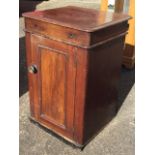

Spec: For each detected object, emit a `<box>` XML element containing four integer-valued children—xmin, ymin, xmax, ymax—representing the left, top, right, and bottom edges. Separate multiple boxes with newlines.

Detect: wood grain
<box><xmin>23</xmin><ymin>6</ymin><xmax>130</xmax><ymax>147</ymax></box>
<box><xmin>39</xmin><ymin>46</ymin><xmax>67</xmax><ymax>127</ymax></box>
<box><xmin>23</xmin><ymin>6</ymin><xmax>130</xmax><ymax>32</ymax></box>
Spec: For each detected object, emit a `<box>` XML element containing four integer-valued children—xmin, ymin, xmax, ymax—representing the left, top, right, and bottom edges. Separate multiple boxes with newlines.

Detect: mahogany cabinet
<box><xmin>23</xmin><ymin>6</ymin><xmax>130</xmax><ymax>147</ymax></box>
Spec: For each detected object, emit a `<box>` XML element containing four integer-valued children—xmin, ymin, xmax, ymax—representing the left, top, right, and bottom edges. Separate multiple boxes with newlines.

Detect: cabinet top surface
<box><xmin>23</xmin><ymin>6</ymin><xmax>131</xmax><ymax>32</ymax></box>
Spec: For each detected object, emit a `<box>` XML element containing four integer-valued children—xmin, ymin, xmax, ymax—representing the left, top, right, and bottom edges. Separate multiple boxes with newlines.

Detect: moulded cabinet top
<box><xmin>23</xmin><ymin>6</ymin><xmax>131</xmax><ymax>32</ymax></box>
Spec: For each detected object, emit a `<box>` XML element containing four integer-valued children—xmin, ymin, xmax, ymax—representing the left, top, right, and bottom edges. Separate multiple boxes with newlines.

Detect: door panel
<box><xmin>39</xmin><ymin>46</ymin><xmax>68</xmax><ymax>128</ymax></box>
<box><xmin>30</xmin><ymin>34</ymin><xmax>76</xmax><ymax>138</ymax></box>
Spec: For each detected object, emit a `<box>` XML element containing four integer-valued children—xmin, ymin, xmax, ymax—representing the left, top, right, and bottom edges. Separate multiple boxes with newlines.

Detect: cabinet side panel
<box><xmin>83</xmin><ymin>36</ymin><xmax>125</xmax><ymax>143</ymax></box>
<box><xmin>90</xmin><ymin>22</ymin><xmax>128</xmax><ymax>45</ymax></box>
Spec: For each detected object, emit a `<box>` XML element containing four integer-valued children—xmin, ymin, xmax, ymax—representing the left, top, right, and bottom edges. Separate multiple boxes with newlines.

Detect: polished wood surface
<box><xmin>123</xmin><ymin>44</ymin><xmax>135</xmax><ymax>68</ymax></box>
<box><xmin>84</xmin><ymin>36</ymin><xmax>125</xmax><ymax>142</ymax></box>
<box><xmin>125</xmin><ymin>0</ymin><xmax>135</xmax><ymax>46</ymax></box>
<box><xmin>27</xmin><ymin>33</ymin><xmax>76</xmax><ymax>140</ymax></box>
<box><xmin>25</xmin><ymin>18</ymin><xmax>90</xmax><ymax>48</ymax></box>
<box><xmin>100</xmin><ymin>0</ymin><xmax>135</xmax><ymax>69</ymax></box>
<box><xmin>24</xmin><ymin>17</ymin><xmax>129</xmax><ymax>48</ymax></box>
<box><xmin>23</xmin><ymin>6</ymin><xmax>130</xmax><ymax>32</ymax></box>
<box><xmin>40</xmin><ymin>47</ymin><xmax>66</xmax><ymax>126</ymax></box>
<box><xmin>123</xmin><ymin>0</ymin><xmax>135</xmax><ymax>69</ymax></box>
<box><xmin>115</xmin><ymin>0</ymin><xmax>124</xmax><ymax>13</ymax></box>
<box><xmin>23</xmin><ymin>6</ymin><xmax>130</xmax><ymax>147</ymax></box>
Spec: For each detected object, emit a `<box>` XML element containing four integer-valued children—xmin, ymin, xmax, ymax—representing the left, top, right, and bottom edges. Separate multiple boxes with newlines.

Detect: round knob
<box><xmin>28</xmin><ymin>65</ymin><xmax>38</xmax><ymax>74</ymax></box>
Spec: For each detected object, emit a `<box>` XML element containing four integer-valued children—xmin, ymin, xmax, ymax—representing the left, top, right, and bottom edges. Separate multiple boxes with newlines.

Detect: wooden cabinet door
<box><xmin>27</xmin><ymin>34</ymin><xmax>76</xmax><ymax>139</ymax></box>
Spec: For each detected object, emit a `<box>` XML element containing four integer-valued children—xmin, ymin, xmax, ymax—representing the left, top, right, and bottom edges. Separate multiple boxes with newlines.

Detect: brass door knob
<box><xmin>28</xmin><ymin>65</ymin><xmax>38</xmax><ymax>74</ymax></box>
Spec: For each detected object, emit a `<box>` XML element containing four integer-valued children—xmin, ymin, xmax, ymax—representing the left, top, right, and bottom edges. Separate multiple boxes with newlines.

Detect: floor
<box><xmin>19</xmin><ymin>1</ymin><xmax>135</xmax><ymax>155</ymax></box>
